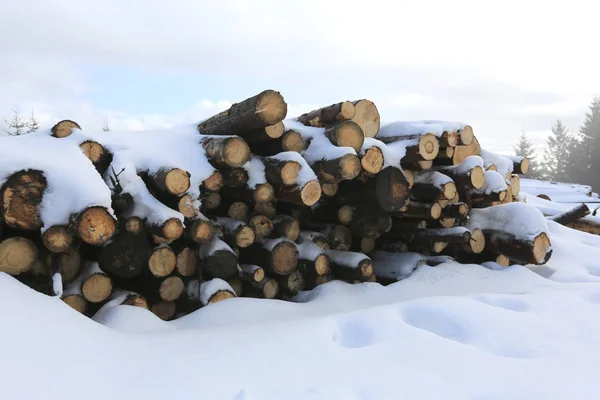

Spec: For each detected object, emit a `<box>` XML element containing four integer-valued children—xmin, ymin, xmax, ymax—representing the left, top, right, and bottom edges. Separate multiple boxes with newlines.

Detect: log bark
<box><xmin>199</xmin><ymin>278</ymin><xmax>237</xmax><ymax>305</ymax></box>
<box><xmin>0</xmin><ymin>237</ymin><xmax>38</xmax><ymax>275</ymax></box>
<box><xmin>212</xmin><ymin>217</ymin><xmax>256</xmax><ymax>248</ymax></box>
<box><xmin>239</xmin><ymin>264</ymin><xmax>265</xmax><ymax>283</ymax></box>
<box><xmin>327</xmin><ymin>250</ymin><xmax>373</xmax><ymax>281</ymax></box>
<box><xmin>380</xmin><ymin>134</ymin><xmax>440</xmax><ymax>162</ymax></box>
<box><xmin>401</xmin><ymin>160</ymin><xmax>433</xmax><ymax>170</ymax></box>
<box><xmin>51</xmin><ymin>119</ymin><xmax>81</xmax><ymax>138</ymax></box>
<box><xmin>42</xmin><ymin>225</ymin><xmax>73</xmax><ymax>253</ymax></box>
<box><xmin>296</xmin><ymin>240</ymin><xmax>330</xmax><ymax>279</ymax></box>
<box><xmin>79</xmin><ymin>140</ymin><xmax>111</xmax><ymax>173</ymax></box>
<box><xmin>306</xmin><ymin>224</ymin><xmax>352</xmax><ymax>251</ymax></box>
<box><xmin>508</xmin><ymin>156</ymin><xmax>530</xmax><ymax>175</ymax></box>
<box><xmin>410</xmin><ymin>171</ymin><xmax>457</xmax><ymax>202</ymax></box>
<box><xmin>253</xmin><ymin>201</ymin><xmax>278</xmax><ymax>219</ymax></box>
<box><xmin>434</xmin><ymin>158</ymin><xmax>485</xmax><ymax>190</ymax></box>
<box><xmin>151</xmin><ymin>301</ymin><xmax>177</xmax><ymax>321</ymax></box>
<box><xmin>1</xmin><ymin>169</ymin><xmax>46</xmax><ymax>230</ymax></box>
<box><xmin>483</xmin><ymin>231</ymin><xmax>551</xmax><ymax>265</ymax></box>
<box><xmin>241</xmin><ymin>276</ymin><xmax>279</xmax><ymax>299</ymax></box>
<box><xmin>199</xmin><ymin>237</ymin><xmax>239</xmax><ymax>280</ymax></box>
<box><xmin>443</xmin><ymin>202</ymin><xmax>469</xmax><ymax>218</ymax></box>
<box><xmin>547</xmin><ymin>204</ymin><xmax>590</xmax><ymax>226</ymax></box>
<box><xmin>297</xmin><ymin>101</ymin><xmax>356</xmax><ymax>127</ymax></box>
<box><xmin>250</xmin><ymin>130</ymin><xmax>306</xmax><ymax>156</ymax></box>
<box><xmin>150</xmin><ymin>168</ymin><xmax>191</xmax><ymax>196</ymax></box>
<box><xmin>200</xmin><ymin>136</ymin><xmax>252</xmax><ymax>168</ymax></box>
<box><xmin>337</xmin><ymin>166</ymin><xmax>410</xmax><ymax>213</ymax></box>
<box><xmin>398</xmin><ymin>202</ymin><xmax>443</xmax><ymax>220</ymax></box>
<box><xmin>275</xmin><ymin>180</ymin><xmax>322</xmax><ymax>207</ymax></box>
<box><xmin>564</xmin><ymin>218</ymin><xmax>600</xmax><ymax>235</ymax></box>
<box><xmin>271</xmin><ymin>215</ymin><xmax>300</xmax><ymax>241</ymax></box>
<box><xmin>311</xmin><ymin>154</ymin><xmax>361</xmax><ymax>183</ymax></box>
<box><xmin>276</xmin><ymin>269</ymin><xmax>304</xmax><ymax>295</ymax></box>
<box><xmin>298</xmin><ymin>231</ymin><xmax>330</xmax><ymax>250</ymax></box>
<box><xmin>348</xmin><ymin>208</ymin><xmax>392</xmax><ymax>239</ymax></box>
<box><xmin>220</xmin><ymin>183</ymin><xmax>275</xmax><ymax>204</ymax></box>
<box><xmin>240</xmin><ymin>238</ymin><xmax>298</xmax><ymax>275</ymax></box>
<box><xmin>197</xmin><ymin>90</ymin><xmax>287</xmax><ymax>135</ymax></box>
<box><xmin>219</xmin><ymin>167</ymin><xmax>249</xmax><ymax>188</ymax></box>
<box><xmin>71</xmin><ymin>206</ymin><xmax>117</xmax><ymax>246</ymax></box>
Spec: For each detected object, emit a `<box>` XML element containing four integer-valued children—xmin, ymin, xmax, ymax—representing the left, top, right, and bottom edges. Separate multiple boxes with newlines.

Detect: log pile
<box><xmin>0</xmin><ymin>89</ymin><xmax>560</xmax><ymax>322</ymax></box>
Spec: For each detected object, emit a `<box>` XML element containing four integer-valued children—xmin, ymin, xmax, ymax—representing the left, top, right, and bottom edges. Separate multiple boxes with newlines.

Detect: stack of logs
<box><xmin>0</xmin><ymin>89</ymin><xmax>565</xmax><ymax>322</ymax></box>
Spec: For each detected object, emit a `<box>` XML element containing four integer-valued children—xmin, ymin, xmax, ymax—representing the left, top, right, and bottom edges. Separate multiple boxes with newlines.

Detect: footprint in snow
<box><xmin>472</xmin><ymin>294</ymin><xmax>529</xmax><ymax>312</ymax></box>
<box><xmin>332</xmin><ymin>319</ymin><xmax>374</xmax><ymax>349</ymax></box>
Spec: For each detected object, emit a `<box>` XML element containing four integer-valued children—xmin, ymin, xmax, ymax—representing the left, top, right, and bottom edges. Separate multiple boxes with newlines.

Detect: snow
<box><xmin>200</xmin><ymin>278</ymin><xmax>236</xmax><ymax>305</ymax></box>
<box><xmin>284</xmin><ymin>119</ymin><xmax>356</xmax><ymax>163</ymax></box>
<box><xmin>0</xmin><ymin>133</ymin><xmax>114</xmax><ymax>231</ymax></box>
<box><xmin>438</xmin><ymin>155</ymin><xmax>484</xmax><ymax>174</ymax></box>
<box><xmin>5</xmin><ymin>216</ymin><xmax>600</xmax><ymax>399</ymax></box>
<box><xmin>269</xmin><ymin>151</ymin><xmax>318</xmax><ymax>187</ymax></box>
<box><xmin>239</xmin><ymin>264</ymin><xmax>263</xmax><ymax>276</ymax></box>
<box><xmin>51</xmin><ymin>273</ymin><xmax>62</xmax><ymax>297</ymax></box>
<box><xmin>213</xmin><ymin>216</ymin><xmax>245</xmax><ymax>231</ymax></box>
<box><xmin>378</xmin><ymin>120</ymin><xmax>467</xmax><ymax>138</ymax></box>
<box><xmin>468</xmin><ymin>202</ymin><xmax>549</xmax><ymax>240</ymax></box>
<box><xmin>370</xmin><ymin>251</ymin><xmax>426</xmax><ymax>280</ymax></box>
<box><xmin>262</xmin><ymin>237</ymin><xmax>293</xmax><ymax>251</ymax></box>
<box><xmin>327</xmin><ymin>249</ymin><xmax>370</xmax><ymax>266</ymax></box>
<box><xmin>199</xmin><ymin>236</ymin><xmax>234</xmax><ymax>258</ymax></box>
<box><xmin>361</xmin><ymin>137</ymin><xmax>406</xmax><ymax>169</ymax></box>
<box><xmin>477</xmin><ymin>170</ymin><xmax>508</xmax><ymax>195</ymax></box>
<box><xmin>413</xmin><ymin>170</ymin><xmax>453</xmax><ymax>188</ymax></box>
<box><xmin>296</xmin><ymin>240</ymin><xmax>326</xmax><ymax>260</ymax></box>
<box><xmin>520</xmin><ymin>178</ymin><xmax>600</xmax><ymax>203</ymax></box>
<box><xmin>242</xmin><ymin>156</ymin><xmax>267</xmax><ymax>189</ymax></box>
<box><xmin>479</xmin><ymin>148</ymin><xmax>514</xmax><ymax>177</ymax></box>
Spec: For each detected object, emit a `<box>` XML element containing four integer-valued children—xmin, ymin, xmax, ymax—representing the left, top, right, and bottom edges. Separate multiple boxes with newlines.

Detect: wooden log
<box><xmin>227</xmin><ymin>277</ymin><xmax>243</xmax><ymax>297</ymax></box>
<box><xmin>311</xmin><ymin>153</ymin><xmax>361</xmax><ymax>183</ymax></box>
<box><xmin>321</xmin><ymin>183</ymin><xmax>339</xmax><ymax>197</ymax></box>
<box><xmin>185</xmin><ymin>216</ymin><xmax>213</xmax><ymax>244</ymax></box>
<box><xmin>248</xmin><ymin>214</ymin><xmax>274</xmax><ymax>240</ymax></box>
<box><xmin>296</xmin><ymin>240</ymin><xmax>330</xmax><ymax>278</ymax></box>
<box><xmin>411</xmin><ymin>171</ymin><xmax>457</xmax><ymax>202</ymax></box>
<box><xmin>322</xmin><ymin>121</ymin><xmax>364</xmax><ymax>152</ymax></box>
<box><xmin>218</xmin><ymin>167</ymin><xmax>249</xmax><ymax>188</ymax></box>
<box><xmin>354</xmin><ymin>237</ymin><xmax>376</xmax><ymax>253</ymax></box>
<box><xmin>276</xmin><ymin>269</ymin><xmax>304</xmax><ymax>295</ymax></box>
<box><xmin>510</xmin><ymin>174</ymin><xmax>521</xmax><ymax>197</ymax></box>
<box><xmin>41</xmin><ymin>225</ymin><xmax>73</xmax><ymax>253</ymax></box>
<box><xmin>239</xmin><ymin>264</ymin><xmax>265</xmax><ymax>283</ymax></box>
<box><xmin>106</xmin><ymin>290</ymin><xmax>149</xmax><ymax>309</ymax></box>
<box><xmin>147</xmin><ymin>245</ymin><xmax>177</xmax><ymax>278</ymax></box>
<box><xmin>250</xmin><ymin>130</ymin><xmax>306</xmax><ymax>156</ymax></box>
<box><xmin>348</xmin><ymin>208</ymin><xmax>392</xmax><ymax>239</ymax></box>
<box><xmin>200</xmin><ymin>136</ymin><xmax>252</xmax><ymax>168</ymax></box>
<box><xmin>401</xmin><ymin>160</ymin><xmax>433</xmax><ymax>170</ymax></box>
<box><xmin>443</xmin><ymin>202</ymin><xmax>469</xmax><ymax>219</ymax></box>
<box><xmin>375</xmin><ymin>238</ymin><xmax>409</xmax><ymax>253</ymax></box>
<box><xmin>199</xmin><ymin>278</ymin><xmax>237</xmax><ymax>305</ymax></box>
<box><xmin>467</xmin><ymin>170</ymin><xmax>508</xmax><ymax>205</ymax></box>
<box><xmin>51</xmin><ymin>119</ymin><xmax>81</xmax><ymax>138</ymax></box>
<box><xmin>297</xmin><ymin>101</ymin><xmax>356</xmax><ymax>127</ymax></box>
<box><xmin>62</xmin><ymin>282</ymin><xmax>88</xmax><ymax>314</ymax></box>
<box><xmin>212</xmin><ymin>217</ymin><xmax>255</xmax><ymax>249</ymax></box>
<box><xmin>197</xmin><ymin>90</ymin><xmax>287</xmax><ymax>135</ymax></box>
<box><xmin>457</xmin><ymin>125</ymin><xmax>474</xmax><ymax>145</ymax></box>
<box><xmin>199</xmin><ymin>237</ymin><xmax>239</xmax><ymax>280</ymax></box>
<box><xmin>306</xmin><ymin>223</ymin><xmax>352</xmax><ymax>251</ymax></box>
<box><xmin>327</xmin><ymin>250</ymin><xmax>373</xmax><ymax>281</ymax></box>
<box><xmin>202</xmin><ymin>170</ymin><xmax>224</xmax><ymax>192</ymax></box>
<box><xmin>360</xmin><ymin>144</ymin><xmax>384</xmax><ymax>175</ymax></box>
<box><xmin>175</xmin><ymin>246</ymin><xmax>198</xmax><ymax>278</ymax></box>
<box><xmin>450</xmin><ymin>137</ymin><xmax>481</xmax><ymax>165</ymax></box>
<box><xmin>149</xmin><ymin>168</ymin><xmax>191</xmax><ymax>196</ymax></box>
<box><xmin>79</xmin><ymin>140</ymin><xmax>111</xmax><ymax>173</ymax></box>
<box><xmin>379</xmin><ymin>134</ymin><xmax>440</xmax><ymax>162</ymax></box>
<box><xmin>270</xmin><ymin>215</ymin><xmax>300</xmax><ymax>241</ymax></box>
<box><xmin>398</xmin><ymin>202</ymin><xmax>442</xmax><ymax>220</ymax></box>
<box><xmin>1</xmin><ymin>169</ymin><xmax>46</xmax><ymax>230</ymax></box>
<box><xmin>547</xmin><ymin>204</ymin><xmax>591</xmax><ymax>226</ymax></box>
<box><xmin>350</xmin><ymin>100</ymin><xmax>380</xmax><ymax>138</ymax></box>
<box><xmin>241</xmin><ymin>276</ymin><xmax>280</xmax><ymax>299</ymax></box>
<box><xmin>298</xmin><ymin>231</ymin><xmax>330</xmax><ymax>250</ymax></box>
<box><xmin>240</xmin><ymin>238</ymin><xmax>298</xmax><ymax>275</ymax></box>
<box><xmin>508</xmin><ymin>156</ymin><xmax>530</xmax><ymax>175</ymax></box>
<box><xmin>79</xmin><ymin>262</ymin><xmax>113</xmax><ymax>303</ymax></box>
<box><xmin>240</xmin><ymin>122</ymin><xmax>285</xmax><ymax>144</ymax></box>
<box><xmin>71</xmin><ymin>206</ymin><xmax>117</xmax><ymax>246</ymax></box>
<box><xmin>484</xmin><ymin>231</ymin><xmax>551</xmax><ymax>265</ymax></box>
<box><xmin>49</xmin><ymin>245</ymin><xmax>82</xmax><ymax>283</ymax></box>
<box><xmin>151</xmin><ymin>301</ymin><xmax>177</xmax><ymax>321</ymax></box>
<box><xmin>337</xmin><ymin>166</ymin><xmax>410</xmax><ymax>213</ymax></box>
<box><xmin>220</xmin><ymin>182</ymin><xmax>275</xmax><ymax>204</ymax></box>
<box><xmin>261</xmin><ymin>157</ymin><xmax>301</xmax><ymax>187</ymax></box>
<box><xmin>111</xmin><ymin>192</ymin><xmax>133</xmax><ymax>216</ymax></box>
<box><xmin>434</xmin><ymin>156</ymin><xmax>485</xmax><ymax>190</ymax></box>
<box><xmin>0</xmin><ymin>237</ymin><xmax>38</xmax><ymax>275</ymax></box>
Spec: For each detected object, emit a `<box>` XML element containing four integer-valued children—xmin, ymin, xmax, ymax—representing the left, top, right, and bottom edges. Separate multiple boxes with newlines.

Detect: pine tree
<box><xmin>513</xmin><ymin>130</ymin><xmax>542</xmax><ymax>178</ymax></box>
<box><xmin>567</xmin><ymin>96</ymin><xmax>600</xmax><ymax>189</ymax></box>
<box><xmin>27</xmin><ymin>110</ymin><xmax>39</xmax><ymax>133</ymax></box>
<box><xmin>541</xmin><ymin>119</ymin><xmax>572</xmax><ymax>182</ymax></box>
<box><xmin>3</xmin><ymin>108</ymin><xmax>29</xmax><ymax>136</ymax></box>
<box><xmin>102</xmin><ymin>117</ymin><xmax>110</xmax><ymax>132</ymax></box>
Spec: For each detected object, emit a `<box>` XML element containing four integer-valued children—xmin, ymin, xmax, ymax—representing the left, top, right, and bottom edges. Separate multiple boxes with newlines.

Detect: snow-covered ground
<box><xmin>2</xmin><ymin>214</ymin><xmax>600</xmax><ymax>399</ymax></box>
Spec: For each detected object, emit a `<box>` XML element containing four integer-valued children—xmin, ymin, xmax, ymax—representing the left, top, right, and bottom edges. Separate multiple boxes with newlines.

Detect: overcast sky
<box><xmin>1</xmin><ymin>0</ymin><xmax>598</xmax><ymax>155</ymax></box>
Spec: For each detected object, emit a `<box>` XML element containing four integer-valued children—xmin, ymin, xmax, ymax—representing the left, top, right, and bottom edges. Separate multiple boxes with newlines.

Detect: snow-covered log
<box><xmin>239</xmin><ymin>264</ymin><xmax>265</xmax><ymax>283</ymax></box>
<box><xmin>411</xmin><ymin>170</ymin><xmax>457</xmax><ymax>203</ymax></box>
<box><xmin>444</xmin><ymin>202</ymin><xmax>469</xmax><ymax>218</ymax></box>
<box><xmin>70</xmin><ymin>206</ymin><xmax>117</xmax><ymax>246</ymax></box>
<box><xmin>51</xmin><ymin>119</ymin><xmax>81</xmax><ymax>138</ymax></box>
<box><xmin>348</xmin><ymin>208</ymin><xmax>393</xmax><ymax>239</ymax></box>
<box><xmin>467</xmin><ymin>170</ymin><xmax>508</xmax><ymax>205</ymax></box>
<box><xmin>297</xmin><ymin>99</ymin><xmax>380</xmax><ymax>138</ymax></box>
<box><xmin>241</xmin><ymin>276</ymin><xmax>280</xmax><ymax>299</ymax></box>
<box><xmin>478</xmin><ymin>149</ymin><xmax>514</xmax><ymax>179</ymax></box>
<box><xmin>378</xmin><ymin>134</ymin><xmax>440</xmax><ymax>162</ymax></box>
<box><xmin>327</xmin><ymin>250</ymin><xmax>374</xmax><ymax>282</ymax></box>
<box><xmin>197</xmin><ymin>90</ymin><xmax>287</xmax><ymax>137</ymax></box>
<box><xmin>298</xmin><ymin>231</ymin><xmax>330</xmax><ymax>250</ymax></box>
<box><xmin>0</xmin><ymin>237</ymin><xmax>38</xmax><ymax>276</ymax></box>
<box><xmin>200</xmin><ymin>278</ymin><xmax>237</xmax><ymax>305</ymax></box>
<box><xmin>305</xmin><ymin>223</ymin><xmax>352</xmax><ymax>251</ymax></box>
<box><xmin>270</xmin><ymin>215</ymin><xmax>300</xmax><ymax>242</ymax></box>
<box><xmin>198</xmin><ymin>236</ymin><xmax>239</xmax><ymax>281</ymax></box>
<box><xmin>398</xmin><ymin>201</ymin><xmax>442</xmax><ymax>220</ymax></box>
<box><xmin>547</xmin><ymin>204</ymin><xmax>590</xmax><ymax>226</ymax></box>
<box><xmin>320</xmin><ymin>182</ymin><xmax>338</xmax><ymax>197</ymax></box>
<box><xmin>467</xmin><ymin>203</ymin><xmax>552</xmax><ymax>265</ymax></box>
<box><xmin>232</xmin><ymin>122</ymin><xmax>285</xmax><ymax>144</ymax></box>
<box><xmin>370</xmin><ymin>251</ymin><xmax>425</xmax><ymax>284</ymax></box>
<box><xmin>212</xmin><ymin>217</ymin><xmax>256</xmax><ymax>249</ymax></box>
<box><xmin>296</xmin><ymin>240</ymin><xmax>331</xmax><ymax>279</ymax></box>
<box><xmin>146</xmin><ymin>167</ymin><xmax>191</xmax><ymax>196</ymax></box>
<box><xmin>264</xmin><ymin>152</ymin><xmax>322</xmax><ymax>207</ymax></box>
<box><xmin>434</xmin><ymin>155</ymin><xmax>485</xmax><ymax>190</ymax></box>
<box><xmin>507</xmin><ymin>155</ymin><xmax>530</xmax><ymax>175</ymax></box>
<box><xmin>240</xmin><ymin>238</ymin><xmax>298</xmax><ymax>276</ymax></box>
<box><xmin>377</xmin><ymin>120</ymin><xmax>465</xmax><ymax>148</ymax></box>
<box><xmin>199</xmin><ymin>136</ymin><xmax>252</xmax><ymax>168</ymax></box>
<box><xmin>1</xmin><ymin>169</ymin><xmax>46</xmax><ymax>230</ymax></box>
<box><xmin>337</xmin><ymin>166</ymin><xmax>410</xmax><ymax>212</ymax></box>
<box><xmin>98</xmin><ymin>231</ymin><xmax>150</xmax><ymax>279</ymax></box>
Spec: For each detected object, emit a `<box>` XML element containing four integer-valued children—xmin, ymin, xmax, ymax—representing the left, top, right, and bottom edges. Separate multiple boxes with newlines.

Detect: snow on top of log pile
<box><xmin>520</xmin><ymin>178</ymin><xmax>600</xmax><ymax>203</ymax></box>
<box><xmin>283</xmin><ymin>119</ymin><xmax>356</xmax><ymax>163</ymax></box>
<box><xmin>414</xmin><ymin>170</ymin><xmax>453</xmax><ymax>188</ymax></box>
<box><xmin>200</xmin><ymin>278</ymin><xmax>235</xmax><ymax>305</ymax></box>
<box><xmin>242</xmin><ymin>157</ymin><xmax>267</xmax><ymax>189</ymax></box>
<box><xmin>480</xmin><ymin>170</ymin><xmax>508</xmax><ymax>195</ymax></box>
<box><xmin>269</xmin><ymin>151</ymin><xmax>318</xmax><ymax>186</ymax></box>
<box><xmin>377</xmin><ymin>120</ymin><xmax>468</xmax><ymax>138</ymax></box>
<box><xmin>361</xmin><ymin>137</ymin><xmax>409</xmax><ymax>169</ymax></box>
<box><xmin>370</xmin><ymin>251</ymin><xmax>426</xmax><ymax>279</ymax></box>
<box><xmin>327</xmin><ymin>249</ymin><xmax>370</xmax><ymax>266</ymax></box>
<box><xmin>479</xmin><ymin>149</ymin><xmax>514</xmax><ymax>177</ymax></box>
<box><xmin>0</xmin><ymin>132</ymin><xmax>113</xmax><ymax>231</ymax></box>
<box><xmin>467</xmin><ymin>202</ymin><xmax>549</xmax><ymax>240</ymax></box>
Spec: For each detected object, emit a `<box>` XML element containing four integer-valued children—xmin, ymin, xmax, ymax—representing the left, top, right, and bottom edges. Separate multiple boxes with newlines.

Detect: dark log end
<box><xmin>203</xmin><ymin>170</ymin><xmax>224</xmax><ymax>192</ymax></box>
<box><xmin>271</xmin><ymin>241</ymin><xmax>299</xmax><ymax>275</ymax></box>
<box><xmin>321</xmin><ymin>183</ymin><xmax>338</xmax><ymax>197</ymax></box>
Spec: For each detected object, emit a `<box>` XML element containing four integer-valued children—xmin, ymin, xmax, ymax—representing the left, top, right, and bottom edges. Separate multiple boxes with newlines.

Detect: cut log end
<box><xmin>281</xmin><ymin>162</ymin><xmax>301</xmax><ymax>186</ymax></box>
<box><xmin>352</xmin><ymin>100</ymin><xmax>380</xmax><ymax>138</ymax></box>
<box><xmin>51</xmin><ymin>119</ymin><xmax>81</xmax><ymax>138</ymax></box>
<box><xmin>359</xmin><ymin>259</ymin><xmax>374</xmax><ymax>279</ymax></box>
<box><xmin>178</xmin><ymin>195</ymin><xmax>198</xmax><ymax>219</ymax></box>
<box><xmin>2</xmin><ymin>169</ymin><xmax>46</xmax><ymax>230</ymax></box>
<box><xmin>254</xmin><ymin>183</ymin><xmax>275</xmax><ymax>203</ymax></box>
<box><xmin>151</xmin><ymin>301</ymin><xmax>176</xmax><ymax>321</ymax></box>
<box><xmin>532</xmin><ymin>233</ymin><xmax>552</xmax><ymax>264</ymax></box>
<box><xmin>188</xmin><ymin>219</ymin><xmax>213</xmax><ymax>243</ymax></box>
<box><xmin>125</xmin><ymin>217</ymin><xmax>144</xmax><ymax>234</ymax></box>
<box><xmin>469</xmin><ymin>229</ymin><xmax>486</xmax><ymax>254</ymax></box>
<box><xmin>42</xmin><ymin>226</ymin><xmax>73</xmax><ymax>253</ymax></box>
<box><xmin>470</xmin><ymin>166</ymin><xmax>485</xmax><ymax>189</ymax></box>
<box><xmin>162</xmin><ymin>218</ymin><xmax>185</xmax><ymax>241</ymax></box>
<box><xmin>263</xmin><ymin>278</ymin><xmax>279</xmax><ymax>299</ymax></box>
<box><xmin>339</xmin><ymin>154</ymin><xmax>362</xmax><ymax>180</ymax></box>
<box><xmin>159</xmin><ymin>276</ymin><xmax>184</xmax><ymax>302</ymax></box>
<box><xmin>121</xmin><ymin>294</ymin><xmax>149</xmax><ymax>309</ymax></box>
<box><xmin>223</xmin><ymin>137</ymin><xmax>252</xmax><ymax>168</ymax></box>
<box><xmin>300</xmin><ymin>180</ymin><xmax>322</xmax><ymax>206</ymax></box>
<box><xmin>496</xmin><ymin>254</ymin><xmax>510</xmax><ymax>267</ymax></box>
<box><xmin>431</xmin><ymin>203</ymin><xmax>443</xmax><ymax>219</ymax></box>
<box><xmin>271</xmin><ymin>241</ymin><xmax>299</xmax><ymax>275</ymax></box>
<box><xmin>236</xmin><ymin>226</ymin><xmax>256</xmax><ymax>248</ymax></box>
<box><xmin>163</xmin><ymin>168</ymin><xmax>191</xmax><ymax>195</ymax></box>
<box><xmin>360</xmin><ymin>237</ymin><xmax>376</xmax><ymax>253</ymax></box>
<box><xmin>458</xmin><ymin>125</ymin><xmax>474</xmax><ymax>145</ymax></box>
<box><xmin>264</xmin><ymin>122</ymin><xmax>285</xmax><ymax>140</ymax></box>
<box><xmin>75</xmin><ymin>207</ymin><xmax>117</xmax><ymax>246</ymax></box>
<box><xmin>148</xmin><ymin>247</ymin><xmax>177</xmax><ymax>277</ymax></box>
<box><xmin>63</xmin><ymin>295</ymin><xmax>88</xmax><ymax>314</ymax></box>
<box><xmin>229</xmin><ymin>202</ymin><xmax>249</xmax><ymax>221</ymax></box>
<box><xmin>209</xmin><ymin>290</ymin><xmax>236</xmax><ymax>304</ymax></box>
<box><xmin>433</xmin><ymin>242</ymin><xmax>448</xmax><ymax>253</ymax></box>
<box><xmin>361</xmin><ymin>146</ymin><xmax>384</xmax><ymax>174</ymax></box>
<box><xmin>326</xmin><ymin>120</ymin><xmax>365</xmax><ymax>151</ymax></box>
<box><xmin>203</xmin><ymin>170</ymin><xmax>224</xmax><ymax>192</ymax></box>
<box><xmin>338</xmin><ymin>205</ymin><xmax>354</xmax><ymax>225</ymax></box>
<box><xmin>420</xmin><ymin>134</ymin><xmax>440</xmax><ymax>161</ymax></box>
<box><xmin>314</xmin><ymin>254</ymin><xmax>330</xmax><ymax>276</ymax></box>
<box><xmin>249</xmin><ymin>215</ymin><xmax>274</xmax><ymax>238</ymax></box>
<box><xmin>0</xmin><ymin>237</ymin><xmax>37</xmax><ymax>275</ymax></box>
<box><xmin>321</xmin><ymin>183</ymin><xmax>339</xmax><ymax>197</ymax></box>
<box><xmin>79</xmin><ymin>141</ymin><xmax>105</xmax><ymax>163</ymax></box>
<box><xmin>176</xmin><ymin>248</ymin><xmax>197</xmax><ymax>277</ymax></box>
<box><xmin>511</xmin><ymin>175</ymin><xmax>521</xmax><ymax>197</ymax></box>
<box><xmin>282</xmin><ymin>130</ymin><xmax>305</xmax><ymax>152</ymax></box>
<box><xmin>256</xmin><ymin>90</ymin><xmax>288</xmax><ymax>125</ymax></box>
<box><xmin>443</xmin><ymin>182</ymin><xmax>457</xmax><ymax>200</ymax></box>
<box><xmin>203</xmin><ymin>192</ymin><xmax>221</xmax><ymax>210</ymax></box>
<box><xmin>82</xmin><ymin>274</ymin><xmax>113</xmax><ymax>303</ymax></box>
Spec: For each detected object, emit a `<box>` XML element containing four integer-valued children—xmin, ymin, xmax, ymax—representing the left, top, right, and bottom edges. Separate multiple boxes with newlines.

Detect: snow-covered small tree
<box><xmin>541</xmin><ymin>119</ymin><xmax>572</xmax><ymax>182</ymax></box>
<box><xmin>27</xmin><ymin>110</ymin><xmax>40</xmax><ymax>133</ymax></box>
<box><xmin>513</xmin><ymin>130</ymin><xmax>542</xmax><ymax>178</ymax></box>
<box><xmin>3</xmin><ymin>108</ymin><xmax>29</xmax><ymax>136</ymax></box>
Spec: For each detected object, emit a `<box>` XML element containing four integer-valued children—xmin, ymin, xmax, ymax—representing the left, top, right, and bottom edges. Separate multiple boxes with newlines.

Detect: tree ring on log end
<box><xmin>361</xmin><ymin>146</ymin><xmax>384</xmax><ymax>174</ymax></box>
<box><xmin>223</xmin><ymin>137</ymin><xmax>251</xmax><ymax>167</ymax></box>
<box><xmin>352</xmin><ymin>100</ymin><xmax>380</xmax><ymax>138</ymax></box>
<box><xmin>419</xmin><ymin>134</ymin><xmax>440</xmax><ymax>160</ymax></box>
<box><xmin>281</xmin><ymin>162</ymin><xmax>301</xmax><ymax>186</ymax></box>
<box><xmin>282</xmin><ymin>131</ymin><xmax>305</xmax><ymax>152</ymax></box>
<box><xmin>0</xmin><ymin>237</ymin><xmax>38</xmax><ymax>275</ymax></box>
<box><xmin>300</xmin><ymin>180</ymin><xmax>322</xmax><ymax>206</ymax></box>
<box><xmin>339</xmin><ymin>154</ymin><xmax>361</xmax><ymax>181</ymax></box>
<box><xmin>470</xmin><ymin>166</ymin><xmax>485</xmax><ymax>189</ymax></box>
<box><xmin>176</xmin><ymin>248</ymin><xmax>197</xmax><ymax>276</ymax></box>
<box><xmin>433</xmin><ymin>242</ymin><xmax>448</xmax><ymax>253</ymax></box>
<box><xmin>121</xmin><ymin>294</ymin><xmax>149</xmax><ymax>309</ymax></box>
<box><xmin>164</xmin><ymin>168</ymin><xmax>191</xmax><ymax>195</ymax></box>
<box><xmin>253</xmin><ymin>183</ymin><xmax>275</xmax><ymax>203</ymax></box>
<box><xmin>42</xmin><ymin>225</ymin><xmax>73</xmax><ymax>253</ymax></box>
<box><xmin>256</xmin><ymin>90</ymin><xmax>288</xmax><ymax>125</ymax></box>
<box><xmin>359</xmin><ymin>260</ymin><xmax>374</xmax><ymax>279</ymax></box>
<box><xmin>203</xmin><ymin>171</ymin><xmax>224</xmax><ymax>192</ymax></box>
<box><xmin>337</xmin><ymin>205</ymin><xmax>354</xmax><ymax>225</ymax></box>
<box><xmin>265</xmin><ymin>122</ymin><xmax>285</xmax><ymax>139</ymax></box>
<box><xmin>236</xmin><ymin>226</ymin><xmax>256</xmax><ymax>248</ymax></box>
<box><xmin>443</xmin><ymin>182</ymin><xmax>457</xmax><ymax>200</ymax></box>
<box><xmin>361</xmin><ymin>237</ymin><xmax>376</xmax><ymax>253</ymax></box>
<box><xmin>51</xmin><ymin>120</ymin><xmax>81</xmax><ymax>138</ymax></box>
<box><xmin>82</xmin><ymin>274</ymin><xmax>113</xmax><ymax>303</ymax></box>
<box><xmin>520</xmin><ymin>158</ymin><xmax>530</xmax><ymax>175</ymax></box>
<box><xmin>249</xmin><ymin>215</ymin><xmax>273</xmax><ymax>238</ymax></box>
<box><xmin>532</xmin><ymin>233</ymin><xmax>551</xmax><ymax>264</ymax></box>
<box><xmin>209</xmin><ymin>290</ymin><xmax>236</xmax><ymax>304</ymax></box>
<box><xmin>148</xmin><ymin>247</ymin><xmax>177</xmax><ymax>277</ymax></box>
<box><xmin>152</xmin><ymin>301</ymin><xmax>176</xmax><ymax>321</ymax></box>
<box><xmin>2</xmin><ymin>169</ymin><xmax>46</xmax><ymax>230</ymax></box>
<box><xmin>79</xmin><ymin>141</ymin><xmax>105</xmax><ymax>163</ymax></box>
<box><xmin>458</xmin><ymin>125</ymin><xmax>474</xmax><ymax>145</ymax></box>
<box><xmin>76</xmin><ymin>207</ymin><xmax>117</xmax><ymax>246</ymax></box>
<box><xmin>159</xmin><ymin>276</ymin><xmax>184</xmax><ymax>302</ymax></box>
<box><xmin>271</xmin><ymin>241</ymin><xmax>298</xmax><ymax>275</ymax></box>
<box><xmin>469</xmin><ymin>228</ymin><xmax>486</xmax><ymax>254</ymax></box>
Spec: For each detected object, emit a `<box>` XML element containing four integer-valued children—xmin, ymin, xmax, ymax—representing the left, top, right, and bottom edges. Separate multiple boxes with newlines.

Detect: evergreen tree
<box><xmin>567</xmin><ymin>96</ymin><xmax>600</xmax><ymax>189</ymax></box>
<box><xmin>26</xmin><ymin>110</ymin><xmax>39</xmax><ymax>133</ymax></box>
<box><xmin>541</xmin><ymin>119</ymin><xmax>572</xmax><ymax>182</ymax></box>
<box><xmin>513</xmin><ymin>130</ymin><xmax>542</xmax><ymax>178</ymax></box>
<box><xmin>3</xmin><ymin>108</ymin><xmax>29</xmax><ymax>136</ymax></box>
<box><xmin>102</xmin><ymin>117</ymin><xmax>110</xmax><ymax>132</ymax></box>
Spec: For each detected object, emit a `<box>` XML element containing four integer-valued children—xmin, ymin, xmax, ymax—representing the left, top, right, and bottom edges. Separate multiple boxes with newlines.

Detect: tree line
<box><xmin>1</xmin><ymin>108</ymin><xmax>111</xmax><ymax>135</ymax></box>
<box><xmin>515</xmin><ymin>96</ymin><xmax>600</xmax><ymax>190</ymax></box>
